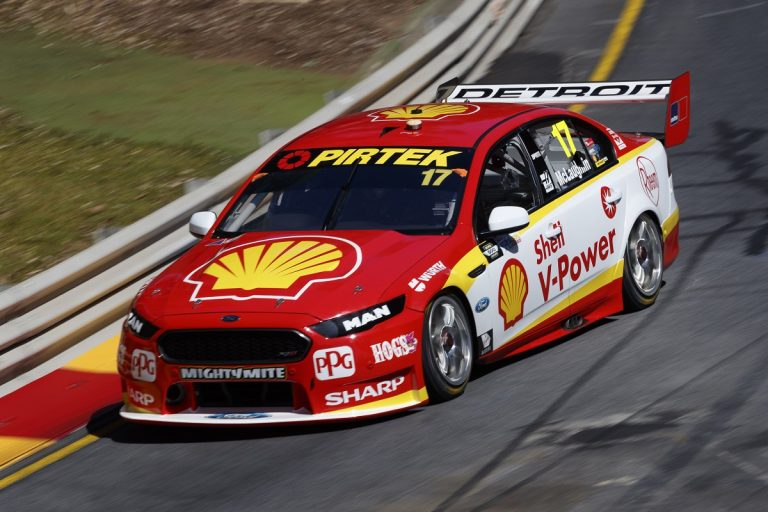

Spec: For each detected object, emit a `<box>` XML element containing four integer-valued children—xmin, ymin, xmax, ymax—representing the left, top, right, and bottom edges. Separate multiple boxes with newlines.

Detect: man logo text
<box><xmin>343</xmin><ymin>305</ymin><xmax>391</xmax><ymax>332</ymax></box>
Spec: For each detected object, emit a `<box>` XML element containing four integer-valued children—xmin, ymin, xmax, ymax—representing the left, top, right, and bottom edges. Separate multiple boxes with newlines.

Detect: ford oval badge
<box><xmin>221</xmin><ymin>315</ymin><xmax>240</xmax><ymax>322</ymax></box>
<box><xmin>475</xmin><ymin>297</ymin><xmax>490</xmax><ymax>313</ymax></box>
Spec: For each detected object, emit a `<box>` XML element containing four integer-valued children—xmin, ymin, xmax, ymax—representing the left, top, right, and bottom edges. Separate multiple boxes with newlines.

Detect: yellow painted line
<box><xmin>63</xmin><ymin>335</ymin><xmax>120</xmax><ymax>373</ymax></box>
<box><xmin>0</xmin><ymin>437</ymin><xmax>54</xmax><ymax>472</ymax></box>
<box><xmin>0</xmin><ymin>434</ymin><xmax>100</xmax><ymax>490</ymax></box>
<box><xmin>571</xmin><ymin>0</ymin><xmax>646</xmax><ymax>113</ymax></box>
<box><xmin>588</xmin><ymin>0</ymin><xmax>646</xmax><ymax>82</ymax></box>
<box><xmin>0</xmin><ymin>333</ymin><xmax>121</xmax><ymax>485</ymax></box>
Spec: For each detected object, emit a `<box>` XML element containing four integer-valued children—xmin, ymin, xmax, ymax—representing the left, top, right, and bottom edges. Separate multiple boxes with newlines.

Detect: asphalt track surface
<box><xmin>3</xmin><ymin>1</ymin><xmax>768</xmax><ymax>510</ymax></box>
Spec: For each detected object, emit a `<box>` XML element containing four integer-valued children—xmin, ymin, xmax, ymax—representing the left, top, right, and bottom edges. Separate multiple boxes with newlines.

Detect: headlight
<box><xmin>310</xmin><ymin>295</ymin><xmax>406</xmax><ymax>338</ymax></box>
<box><xmin>125</xmin><ymin>308</ymin><xmax>159</xmax><ymax>340</ymax></box>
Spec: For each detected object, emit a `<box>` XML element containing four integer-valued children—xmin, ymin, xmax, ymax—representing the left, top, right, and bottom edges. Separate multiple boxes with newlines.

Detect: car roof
<box><xmin>286</xmin><ymin>103</ymin><xmax>543</xmax><ymax>150</ymax></box>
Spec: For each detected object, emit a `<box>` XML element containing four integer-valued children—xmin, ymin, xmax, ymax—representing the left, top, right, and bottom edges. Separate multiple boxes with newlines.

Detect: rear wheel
<box><xmin>623</xmin><ymin>213</ymin><xmax>663</xmax><ymax>311</ymax></box>
<box><xmin>422</xmin><ymin>294</ymin><xmax>473</xmax><ymax>402</ymax></box>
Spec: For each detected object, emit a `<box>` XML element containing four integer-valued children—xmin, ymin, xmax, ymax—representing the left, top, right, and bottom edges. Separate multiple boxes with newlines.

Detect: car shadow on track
<box><xmin>468</xmin><ymin>278</ymin><xmax>670</xmax><ymax>382</ymax></box>
<box><xmin>469</xmin><ymin>317</ymin><xmax>617</xmax><ymax>382</ymax></box>
<box><xmin>84</xmin><ymin>300</ymin><xmax>660</xmax><ymax>443</ymax></box>
<box><xmin>85</xmin><ymin>402</ymin><xmax>423</xmax><ymax>444</ymax></box>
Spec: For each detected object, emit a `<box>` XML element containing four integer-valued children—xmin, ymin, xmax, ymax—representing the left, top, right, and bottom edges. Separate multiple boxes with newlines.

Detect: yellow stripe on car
<box><xmin>444</xmin><ymin>141</ymin><xmax>654</xmax><ymax>294</ymax></box>
<box><xmin>512</xmin><ymin>260</ymin><xmax>624</xmax><ymax>341</ymax></box>
<box><xmin>328</xmin><ymin>387</ymin><xmax>428</xmax><ymax>415</ymax></box>
<box><xmin>662</xmin><ymin>207</ymin><xmax>680</xmax><ymax>240</ymax></box>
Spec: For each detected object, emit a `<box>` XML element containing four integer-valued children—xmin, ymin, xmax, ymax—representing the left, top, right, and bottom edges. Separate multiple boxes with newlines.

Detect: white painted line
<box><xmin>717</xmin><ymin>450</ymin><xmax>768</xmax><ymax>485</ymax></box>
<box><xmin>595</xmin><ymin>476</ymin><xmax>638</xmax><ymax>487</ymax></box>
<box><xmin>696</xmin><ymin>2</ymin><xmax>765</xmax><ymax>19</ymax></box>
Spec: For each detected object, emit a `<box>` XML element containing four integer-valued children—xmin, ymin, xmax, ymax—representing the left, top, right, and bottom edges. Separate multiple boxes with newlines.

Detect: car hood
<box><xmin>137</xmin><ymin>230</ymin><xmax>450</xmax><ymax>323</ymax></box>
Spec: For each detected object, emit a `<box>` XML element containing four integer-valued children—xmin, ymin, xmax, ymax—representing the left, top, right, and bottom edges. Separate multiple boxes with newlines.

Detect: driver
<box><xmin>585</xmin><ymin>137</ymin><xmax>607</xmax><ymax>167</ymax></box>
<box><xmin>486</xmin><ymin>147</ymin><xmax>526</xmax><ymax>191</ymax></box>
<box><xmin>483</xmin><ymin>144</ymin><xmax>534</xmax><ymax>211</ymax></box>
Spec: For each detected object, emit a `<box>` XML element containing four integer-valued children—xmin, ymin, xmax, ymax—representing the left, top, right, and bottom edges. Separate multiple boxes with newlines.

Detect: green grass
<box><xmin>0</xmin><ymin>30</ymin><xmax>352</xmax><ymax>153</ymax></box>
<box><xmin>0</xmin><ymin>30</ymin><xmax>354</xmax><ymax>284</ymax></box>
<box><xmin>0</xmin><ymin>112</ymin><xmax>240</xmax><ymax>284</ymax></box>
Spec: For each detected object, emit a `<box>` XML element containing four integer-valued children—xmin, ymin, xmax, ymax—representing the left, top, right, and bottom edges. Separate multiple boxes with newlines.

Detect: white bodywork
<box><xmin>464</xmin><ymin>139</ymin><xmax>677</xmax><ymax>355</ymax></box>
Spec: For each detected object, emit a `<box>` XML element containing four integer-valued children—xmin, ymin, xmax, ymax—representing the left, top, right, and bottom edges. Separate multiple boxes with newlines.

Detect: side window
<box><xmin>527</xmin><ymin>119</ymin><xmax>596</xmax><ymax>194</ymax></box>
<box><xmin>521</xmin><ymin>132</ymin><xmax>558</xmax><ymax>202</ymax></box>
<box><xmin>571</xmin><ymin>119</ymin><xmax>617</xmax><ymax>170</ymax></box>
<box><xmin>476</xmin><ymin>135</ymin><xmax>538</xmax><ymax>233</ymax></box>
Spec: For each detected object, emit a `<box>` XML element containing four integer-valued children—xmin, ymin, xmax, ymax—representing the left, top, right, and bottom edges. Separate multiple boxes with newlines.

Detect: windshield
<box><xmin>216</xmin><ymin>146</ymin><xmax>472</xmax><ymax>235</ymax></box>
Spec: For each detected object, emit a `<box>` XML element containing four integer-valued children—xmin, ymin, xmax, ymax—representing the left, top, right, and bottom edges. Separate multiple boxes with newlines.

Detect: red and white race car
<box><xmin>118</xmin><ymin>73</ymin><xmax>690</xmax><ymax>425</ymax></box>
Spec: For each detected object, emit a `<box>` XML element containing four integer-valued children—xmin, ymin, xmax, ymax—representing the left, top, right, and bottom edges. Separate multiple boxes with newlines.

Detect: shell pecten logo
<box><xmin>369</xmin><ymin>103</ymin><xmax>479</xmax><ymax>121</ymax></box>
<box><xmin>498</xmin><ymin>259</ymin><xmax>528</xmax><ymax>330</ymax></box>
<box><xmin>205</xmin><ymin>240</ymin><xmax>341</xmax><ymax>290</ymax></box>
<box><xmin>185</xmin><ymin>236</ymin><xmax>362</xmax><ymax>301</ymax></box>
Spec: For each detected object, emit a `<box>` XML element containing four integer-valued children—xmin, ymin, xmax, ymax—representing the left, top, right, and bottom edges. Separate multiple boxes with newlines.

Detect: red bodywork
<box><xmin>118</xmin><ymin>102</ymin><xmax>678</xmax><ymax>425</ymax></box>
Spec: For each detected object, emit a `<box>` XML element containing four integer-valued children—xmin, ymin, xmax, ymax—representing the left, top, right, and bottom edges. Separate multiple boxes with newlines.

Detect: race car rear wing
<box><xmin>437</xmin><ymin>72</ymin><xmax>690</xmax><ymax>147</ymax></box>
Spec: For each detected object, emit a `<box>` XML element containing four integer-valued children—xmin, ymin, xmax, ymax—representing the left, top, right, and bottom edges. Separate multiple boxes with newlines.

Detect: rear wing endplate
<box><xmin>437</xmin><ymin>72</ymin><xmax>690</xmax><ymax>147</ymax></box>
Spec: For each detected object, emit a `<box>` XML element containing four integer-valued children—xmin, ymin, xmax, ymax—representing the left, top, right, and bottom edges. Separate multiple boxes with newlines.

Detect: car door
<box><xmin>467</xmin><ymin>133</ymin><xmax>572</xmax><ymax>358</ymax></box>
<box><xmin>524</xmin><ymin>117</ymin><xmax>627</xmax><ymax>315</ymax></box>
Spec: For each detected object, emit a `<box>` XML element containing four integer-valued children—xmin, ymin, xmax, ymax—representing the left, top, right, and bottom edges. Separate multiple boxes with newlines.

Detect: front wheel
<box><xmin>422</xmin><ymin>294</ymin><xmax>474</xmax><ymax>402</ymax></box>
<box><xmin>622</xmin><ymin>213</ymin><xmax>663</xmax><ymax>311</ymax></box>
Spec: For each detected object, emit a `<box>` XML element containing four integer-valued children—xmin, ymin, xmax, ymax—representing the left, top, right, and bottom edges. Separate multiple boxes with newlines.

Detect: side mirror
<box><xmin>189</xmin><ymin>211</ymin><xmax>217</xmax><ymax>238</ymax></box>
<box><xmin>485</xmin><ymin>206</ymin><xmax>530</xmax><ymax>235</ymax></box>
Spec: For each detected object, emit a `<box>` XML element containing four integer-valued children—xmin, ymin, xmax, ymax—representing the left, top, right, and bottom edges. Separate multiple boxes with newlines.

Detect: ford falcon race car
<box><xmin>118</xmin><ymin>73</ymin><xmax>690</xmax><ymax>425</ymax></box>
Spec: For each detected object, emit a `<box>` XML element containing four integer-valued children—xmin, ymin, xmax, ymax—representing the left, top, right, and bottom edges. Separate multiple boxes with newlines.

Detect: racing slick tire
<box><xmin>422</xmin><ymin>293</ymin><xmax>474</xmax><ymax>402</ymax></box>
<box><xmin>623</xmin><ymin>213</ymin><xmax>663</xmax><ymax>311</ymax></box>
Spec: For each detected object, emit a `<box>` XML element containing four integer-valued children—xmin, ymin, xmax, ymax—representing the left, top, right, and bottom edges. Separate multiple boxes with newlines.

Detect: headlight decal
<box><xmin>310</xmin><ymin>295</ymin><xmax>406</xmax><ymax>338</ymax></box>
<box><xmin>125</xmin><ymin>309</ymin><xmax>159</xmax><ymax>340</ymax></box>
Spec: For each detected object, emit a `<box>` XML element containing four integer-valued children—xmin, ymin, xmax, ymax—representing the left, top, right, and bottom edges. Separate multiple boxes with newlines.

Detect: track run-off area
<box><xmin>2</xmin><ymin>0</ymin><xmax>768</xmax><ymax>510</ymax></box>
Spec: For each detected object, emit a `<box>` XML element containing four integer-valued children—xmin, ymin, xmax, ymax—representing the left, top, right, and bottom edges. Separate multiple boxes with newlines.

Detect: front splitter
<box><xmin>120</xmin><ymin>387</ymin><xmax>428</xmax><ymax>425</ymax></box>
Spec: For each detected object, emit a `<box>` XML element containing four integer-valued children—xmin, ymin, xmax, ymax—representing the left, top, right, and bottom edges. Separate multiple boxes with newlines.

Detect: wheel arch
<box><xmin>619</xmin><ymin>139</ymin><xmax>668</xmax><ymax>257</ymax></box>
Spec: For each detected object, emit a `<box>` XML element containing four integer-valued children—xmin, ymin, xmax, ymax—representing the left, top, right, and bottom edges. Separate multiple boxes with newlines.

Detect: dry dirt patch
<box><xmin>0</xmin><ymin>0</ymin><xmax>428</xmax><ymax>72</ymax></box>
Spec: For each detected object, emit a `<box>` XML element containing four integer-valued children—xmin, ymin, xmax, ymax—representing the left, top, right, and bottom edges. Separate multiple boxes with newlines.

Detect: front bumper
<box><xmin>120</xmin><ymin>386</ymin><xmax>428</xmax><ymax>425</ymax></box>
<box><xmin>118</xmin><ymin>308</ymin><xmax>428</xmax><ymax>425</ymax></box>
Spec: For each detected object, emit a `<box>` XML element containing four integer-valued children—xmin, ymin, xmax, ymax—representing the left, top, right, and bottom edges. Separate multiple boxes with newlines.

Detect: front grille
<box><xmin>158</xmin><ymin>329</ymin><xmax>310</xmax><ymax>364</ymax></box>
<box><xmin>195</xmin><ymin>382</ymin><xmax>293</xmax><ymax>408</ymax></box>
